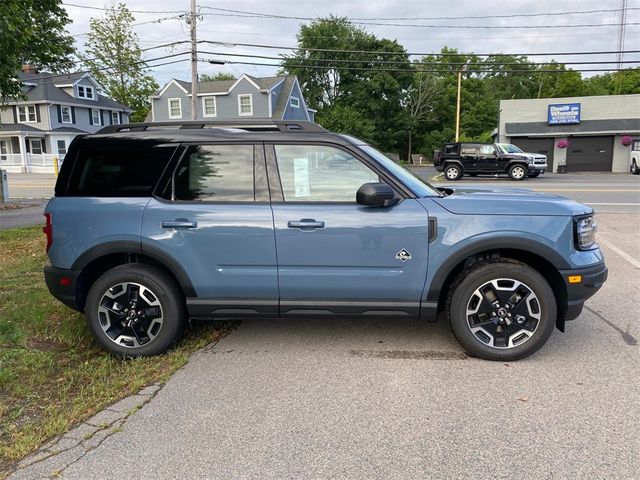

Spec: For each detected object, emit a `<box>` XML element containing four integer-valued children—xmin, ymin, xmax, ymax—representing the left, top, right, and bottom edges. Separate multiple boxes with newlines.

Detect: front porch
<box><xmin>0</xmin><ymin>132</ymin><xmax>70</xmax><ymax>173</ymax></box>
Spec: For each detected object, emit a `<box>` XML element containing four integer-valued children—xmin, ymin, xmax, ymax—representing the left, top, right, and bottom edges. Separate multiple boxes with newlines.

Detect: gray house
<box><xmin>149</xmin><ymin>74</ymin><xmax>315</xmax><ymax>123</ymax></box>
<box><xmin>0</xmin><ymin>69</ymin><xmax>131</xmax><ymax>173</ymax></box>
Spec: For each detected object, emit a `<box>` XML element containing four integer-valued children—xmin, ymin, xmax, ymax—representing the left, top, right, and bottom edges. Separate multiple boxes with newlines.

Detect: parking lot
<box><xmin>6</xmin><ymin>171</ymin><xmax>640</xmax><ymax>479</ymax></box>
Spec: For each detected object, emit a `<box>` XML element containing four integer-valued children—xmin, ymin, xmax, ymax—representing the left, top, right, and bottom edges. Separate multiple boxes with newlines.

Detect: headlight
<box><xmin>527</xmin><ymin>156</ymin><xmax>534</xmax><ymax>164</ymax></box>
<box><xmin>574</xmin><ymin>214</ymin><xmax>597</xmax><ymax>250</ymax></box>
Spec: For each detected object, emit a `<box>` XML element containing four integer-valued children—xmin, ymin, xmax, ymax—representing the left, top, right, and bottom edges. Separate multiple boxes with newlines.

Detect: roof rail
<box><xmin>97</xmin><ymin>120</ymin><xmax>328</xmax><ymax>134</ymax></box>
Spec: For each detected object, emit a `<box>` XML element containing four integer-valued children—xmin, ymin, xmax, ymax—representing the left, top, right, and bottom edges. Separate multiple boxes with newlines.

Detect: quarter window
<box><xmin>203</xmin><ymin>97</ymin><xmax>216</xmax><ymax>117</ymax></box>
<box><xmin>18</xmin><ymin>105</ymin><xmax>37</xmax><ymax>123</ymax></box>
<box><xmin>274</xmin><ymin>145</ymin><xmax>379</xmax><ymax>202</ymax></box>
<box><xmin>61</xmin><ymin>106</ymin><xmax>72</xmax><ymax>124</ymax></box>
<box><xmin>168</xmin><ymin>98</ymin><xmax>181</xmax><ymax>119</ymax></box>
<box><xmin>174</xmin><ymin>145</ymin><xmax>254</xmax><ymax>202</ymax></box>
<box><xmin>238</xmin><ymin>94</ymin><xmax>252</xmax><ymax>116</ymax></box>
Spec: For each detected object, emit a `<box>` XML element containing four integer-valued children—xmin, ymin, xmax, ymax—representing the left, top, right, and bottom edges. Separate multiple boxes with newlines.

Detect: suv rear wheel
<box><xmin>508</xmin><ymin>164</ymin><xmax>527</xmax><ymax>181</ymax></box>
<box><xmin>85</xmin><ymin>264</ymin><xmax>186</xmax><ymax>357</ymax></box>
<box><xmin>449</xmin><ymin>262</ymin><xmax>556</xmax><ymax>361</ymax></box>
<box><xmin>444</xmin><ymin>164</ymin><xmax>463</xmax><ymax>181</ymax></box>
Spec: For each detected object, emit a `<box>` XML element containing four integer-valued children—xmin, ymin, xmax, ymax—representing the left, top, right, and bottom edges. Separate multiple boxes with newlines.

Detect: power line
<box><xmin>201</xmin><ymin>50</ymin><xmax>640</xmax><ymax>67</ymax></box>
<box><xmin>198</xmin><ymin>11</ymin><xmax>640</xmax><ymax>29</ymax></box>
<box><xmin>199</xmin><ymin>5</ymin><xmax>640</xmax><ymax>21</ymax></box>
<box><xmin>62</xmin><ymin>2</ymin><xmax>182</xmax><ymax>14</ymax></box>
<box><xmin>201</xmin><ymin>41</ymin><xmax>640</xmax><ymax>58</ymax></box>
<box><xmin>208</xmin><ymin>58</ymin><xmax>639</xmax><ymax>74</ymax></box>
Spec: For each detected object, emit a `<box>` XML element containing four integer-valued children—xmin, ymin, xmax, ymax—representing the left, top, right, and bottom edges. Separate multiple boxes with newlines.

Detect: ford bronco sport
<box><xmin>435</xmin><ymin>142</ymin><xmax>547</xmax><ymax>180</ymax></box>
<box><xmin>44</xmin><ymin>121</ymin><xmax>607</xmax><ymax>361</ymax></box>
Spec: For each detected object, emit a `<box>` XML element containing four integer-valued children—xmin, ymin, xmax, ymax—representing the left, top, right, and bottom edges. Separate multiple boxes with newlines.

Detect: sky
<box><xmin>60</xmin><ymin>0</ymin><xmax>640</xmax><ymax>87</ymax></box>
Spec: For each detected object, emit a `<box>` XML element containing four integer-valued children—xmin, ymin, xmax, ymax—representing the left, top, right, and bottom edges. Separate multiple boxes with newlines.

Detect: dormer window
<box><xmin>290</xmin><ymin>96</ymin><xmax>300</xmax><ymax>108</ymax></box>
<box><xmin>238</xmin><ymin>94</ymin><xmax>253</xmax><ymax>116</ymax></box>
<box><xmin>78</xmin><ymin>85</ymin><xmax>94</xmax><ymax>99</ymax></box>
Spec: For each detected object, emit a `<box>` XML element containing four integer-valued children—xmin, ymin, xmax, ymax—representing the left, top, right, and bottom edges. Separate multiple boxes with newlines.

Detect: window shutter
<box><xmin>100</xmin><ymin>109</ymin><xmax>104</xmax><ymax>126</ymax></box>
<box><xmin>12</xmin><ymin>106</ymin><xmax>17</xmax><ymax>123</ymax></box>
<box><xmin>25</xmin><ymin>141</ymin><xmax>30</xmax><ymax>153</ymax></box>
<box><xmin>119</xmin><ymin>112</ymin><xmax>123</xmax><ymax>124</ymax></box>
<box><xmin>71</xmin><ymin>107</ymin><xmax>76</xmax><ymax>124</ymax></box>
<box><xmin>88</xmin><ymin>109</ymin><xmax>93</xmax><ymax>125</ymax></box>
<box><xmin>57</xmin><ymin>105</ymin><xmax>62</xmax><ymax>123</ymax></box>
<box><xmin>41</xmin><ymin>139</ymin><xmax>47</xmax><ymax>153</ymax></box>
<box><xmin>109</xmin><ymin>111</ymin><xmax>113</xmax><ymax>125</ymax></box>
<box><xmin>36</xmin><ymin>105</ymin><xmax>41</xmax><ymax>122</ymax></box>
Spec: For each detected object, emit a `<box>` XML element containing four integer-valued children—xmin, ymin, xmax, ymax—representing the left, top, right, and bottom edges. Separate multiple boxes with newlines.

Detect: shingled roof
<box><xmin>169</xmin><ymin>75</ymin><xmax>288</xmax><ymax>95</ymax></box>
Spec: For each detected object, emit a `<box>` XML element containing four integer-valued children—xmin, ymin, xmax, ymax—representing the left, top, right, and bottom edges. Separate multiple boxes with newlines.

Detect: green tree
<box><xmin>0</xmin><ymin>0</ymin><xmax>75</xmax><ymax>102</ymax></box>
<box><xmin>282</xmin><ymin>16</ymin><xmax>412</xmax><ymax>153</ymax></box>
<box><xmin>200</xmin><ymin>72</ymin><xmax>236</xmax><ymax>82</ymax></box>
<box><xmin>81</xmin><ymin>3</ymin><xmax>158</xmax><ymax>122</ymax></box>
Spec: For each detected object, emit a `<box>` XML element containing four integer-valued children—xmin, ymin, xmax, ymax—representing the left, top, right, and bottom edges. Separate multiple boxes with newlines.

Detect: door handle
<box><xmin>161</xmin><ymin>219</ymin><xmax>198</xmax><ymax>229</ymax></box>
<box><xmin>287</xmin><ymin>219</ymin><xmax>325</xmax><ymax>229</ymax></box>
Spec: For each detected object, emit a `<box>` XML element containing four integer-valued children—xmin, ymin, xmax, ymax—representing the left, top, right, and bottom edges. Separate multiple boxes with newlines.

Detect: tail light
<box><xmin>43</xmin><ymin>213</ymin><xmax>52</xmax><ymax>253</ymax></box>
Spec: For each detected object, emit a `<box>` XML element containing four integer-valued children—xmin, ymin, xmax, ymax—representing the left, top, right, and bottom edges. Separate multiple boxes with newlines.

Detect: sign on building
<box><xmin>548</xmin><ymin>103</ymin><xmax>581</xmax><ymax>125</ymax></box>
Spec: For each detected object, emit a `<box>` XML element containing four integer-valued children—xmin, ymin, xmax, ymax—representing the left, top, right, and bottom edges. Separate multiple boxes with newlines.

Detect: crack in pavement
<box><xmin>8</xmin><ymin>384</ymin><xmax>163</xmax><ymax>480</ymax></box>
<box><xmin>585</xmin><ymin>306</ymin><xmax>638</xmax><ymax>346</ymax></box>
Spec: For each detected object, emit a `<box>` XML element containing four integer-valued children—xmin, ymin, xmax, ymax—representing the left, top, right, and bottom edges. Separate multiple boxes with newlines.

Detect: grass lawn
<box><xmin>0</xmin><ymin>226</ymin><xmax>226</xmax><ymax>478</ymax></box>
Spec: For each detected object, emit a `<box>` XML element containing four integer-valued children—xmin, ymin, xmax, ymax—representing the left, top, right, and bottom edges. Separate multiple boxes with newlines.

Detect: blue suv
<box><xmin>43</xmin><ymin>121</ymin><xmax>607</xmax><ymax>360</ymax></box>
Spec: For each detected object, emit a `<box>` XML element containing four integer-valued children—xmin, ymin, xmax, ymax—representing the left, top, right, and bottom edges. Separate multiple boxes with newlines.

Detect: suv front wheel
<box><xmin>85</xmin><ymin>264</ymin><xmax>186</xmax><ymax>357</ymax></box>
<box><xmin>444</xmin><ymin>163</ymin><xmax>463</xmax><ymax>181</ymax></box>
<box><xmin>449</xmin><ymin>262</ymin><xmax>556</xmax><ymax>361</ymax></box>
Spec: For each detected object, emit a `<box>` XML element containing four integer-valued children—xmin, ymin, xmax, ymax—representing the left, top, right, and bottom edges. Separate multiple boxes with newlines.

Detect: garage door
<box><xmin>511</xmin><ymin>137</ymin><xmax>555</xmax><ymax>171</ymax></box>
<box><xmin>566</xmin><ymin>136</ymin><xmax>613</xmax><ymax>172</ymax></box>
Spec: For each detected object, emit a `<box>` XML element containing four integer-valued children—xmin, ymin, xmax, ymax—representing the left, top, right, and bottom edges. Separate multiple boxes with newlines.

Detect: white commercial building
<box><xmin>497</xmin><ymin>94</ymin><xmax>640</xmax><ymax>173</ymax></box>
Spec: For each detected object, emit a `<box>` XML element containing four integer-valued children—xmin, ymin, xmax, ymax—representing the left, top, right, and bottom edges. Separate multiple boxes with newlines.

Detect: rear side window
<box><xmin>67</xmin><ymin>146</ymin><xmax>175</xmax><ymax>197</ymax></box>
<box><xmin>173</xmin><ymin>144</ymin><xmax>254</xmax><ymax>202</ymax></box>
<box><xmin>443</xmin><ymin>144</ymin><xmax>458</xmax><ymax>155</ymax></box>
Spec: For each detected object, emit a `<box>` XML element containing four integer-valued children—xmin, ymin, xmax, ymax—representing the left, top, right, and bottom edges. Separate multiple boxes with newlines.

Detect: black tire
<box><xmin>449</xmin><ymin>261</ymin><xmax>557</xmax><ymax>361</ymax></box>
<box><xmin>527</xmin><ymin>171</ymin><xmax>541</xmax><ymax>178</ymax></box>
<box><xmin>508</xmin><ymin>164</ymin><xmax>527</xmax><ymax>181</ymax></box>
<box><xmin>443</xmin><ymin>163</ymin><xmax>463</xmax><ymax>181</ymax></box>
<box><xmin>631</xmin><ymin>160</ymin><xmax>639</xmax><ymax>175</ymax></box>
<box><xmin>85</xmin><ymin>264</ymin><xmax>186</xmax><ymax>357</ymax></box>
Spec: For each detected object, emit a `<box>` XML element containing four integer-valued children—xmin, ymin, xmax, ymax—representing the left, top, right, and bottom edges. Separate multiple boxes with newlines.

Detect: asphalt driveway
<box><xmin>10</xmin><ymin>213</ymin><xmax>639</xmax><ymax>479</ymax></box>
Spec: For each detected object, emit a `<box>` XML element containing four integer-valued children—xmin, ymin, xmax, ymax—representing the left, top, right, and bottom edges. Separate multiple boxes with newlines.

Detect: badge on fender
<box><xmin>396</xmin><ymin>249</ymin><xmax>412</xmax><ymax>262</ymax></box>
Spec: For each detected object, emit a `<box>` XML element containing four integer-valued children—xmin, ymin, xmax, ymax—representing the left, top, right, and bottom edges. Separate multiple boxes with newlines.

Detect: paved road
<box><xmin>10</xmin><ymin>213</ymin><xmax>640</xmax><ymax>479</ymax></box>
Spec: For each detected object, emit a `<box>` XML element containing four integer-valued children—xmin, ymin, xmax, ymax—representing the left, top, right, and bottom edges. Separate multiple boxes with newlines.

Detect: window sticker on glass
<box><xmin>293</xmin><ymin>157</ymin><xmax>310</xmax><ymax>197</ymax></box>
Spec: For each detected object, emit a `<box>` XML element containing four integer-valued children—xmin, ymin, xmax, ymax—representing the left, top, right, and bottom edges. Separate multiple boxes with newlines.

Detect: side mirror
<box><xmin>356</xmin><ymin>183</ymin><xmax>399</xmax><ymax>207</ymax></box>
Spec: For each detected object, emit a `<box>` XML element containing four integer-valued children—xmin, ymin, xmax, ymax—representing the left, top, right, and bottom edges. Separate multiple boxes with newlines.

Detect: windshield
<box><xmin>497</xmin><ymin>143</ymin><xmax>524</xmax><ymax>154</ymax></box>
<box><xmin>360</xmin><ymin>146</ymin><xmax>441</xmax><ymax>197</ymax></box>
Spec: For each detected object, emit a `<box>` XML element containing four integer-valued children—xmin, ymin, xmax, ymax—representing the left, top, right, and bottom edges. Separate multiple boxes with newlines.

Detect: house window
<box><xmin>29</xmin><ymin>139</ymin><xmax>43</xmax><ymax>155</ymax></box>
<box><xmin>111</xmin><ymin>111</ymin><xmax>120</xmax><ymax>124</ymax></box>
<box><xmin>0</xmin><ymin>140</ymin><xmax>8</xmax><ymax>160</ymax></box>
<box><xmin>202</xmin><ymin>97</ymin><xmax>216</xmax><ymax>117</ymax></box>
<box><xmin>18</xmin><ymin>105</ymin><xmax>37</xmax><ymax>123</ymax></box>
<box><xmin>290</xmin><ymin>96</ymin><xmax>300</xmax><ymax>108</ymax></box>
<box><xmin>92</xmin><ymin>109</ymin><xmax>101</xmax><ymax>125</ymax></box>
<box><xmin>57</xmin><ymin>140</ymin><xmax>67</xmax><ymax>155</ymax></box>
<box><xmin>61</xmin><ymin>106</ymin><xmax>72</xmax><ymax>124</ymax></box>
<box><xmin>168</xmin><ymin>98</ymin><xmax>182</xmax><ymax>119</ymax></box>
<box><xmin>238</xmin><ymin>94</ymin><xmax>252</xmax><ymax>116</ymax></box>
<box><xmin>78</xmin><ymin>85</ymin><xmax>94</xmax><ymax>99</ymax></box>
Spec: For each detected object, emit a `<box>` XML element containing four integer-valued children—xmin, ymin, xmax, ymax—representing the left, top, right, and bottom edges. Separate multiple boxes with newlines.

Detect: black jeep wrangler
<box><xmin>434</xmin><ymin>142</ymin><xmax>546</xmax><ymax>181</ymax></box>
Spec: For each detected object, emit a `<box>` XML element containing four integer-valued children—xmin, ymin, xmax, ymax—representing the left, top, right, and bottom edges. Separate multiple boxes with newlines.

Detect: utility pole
<box><xmin>189</xmin><ymin>0</ymin><xmax>198</xmax><ymax>120</ymax></box>
<box><xmin>455</xmin><ymin>64</ymin><xmax>466</xmax><ymax>142</ymax></box>
<box><xmin>616</xmin><ymin>0</ymin><xmax>628</xmax><ymax>70</ymax></box>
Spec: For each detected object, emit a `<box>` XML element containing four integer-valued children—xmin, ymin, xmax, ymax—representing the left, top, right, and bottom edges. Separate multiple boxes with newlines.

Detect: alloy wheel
<box><xmin>465</xmin><ymin>278</ymin><xmax>541</xmax><ymax>349</ymax></box>
<box><xmin>445</xmin><ymin>166</ymin><xmax>460</xmax><ymax>180</ymax></box>
<box><xmin>97</xmin><ymin>282</ymin><xmax>164</xmax><ymax>348</ymax></box>
<box><xmin>510</xmin><ymin>166</ymin><xmax>525</xmax><ymax>180</ymax></box>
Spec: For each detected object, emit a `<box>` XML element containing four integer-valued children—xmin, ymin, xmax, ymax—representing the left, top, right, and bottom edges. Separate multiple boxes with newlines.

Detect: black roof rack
<box><xmin>97</xmin><ymin>120</ymin><xmax>328</xmax><ymax>134</ymax></box>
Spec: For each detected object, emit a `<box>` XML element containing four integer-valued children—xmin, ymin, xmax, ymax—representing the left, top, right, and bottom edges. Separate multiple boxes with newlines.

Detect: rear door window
<box><xmin>460</xmin><ymin>144</ymin><xmax>477</xmax><ymax>155</ymax></box>
<box><xmin>173</xmin><ymin>144</ymin><xmax>255</xmax><ymax>202</ymax></box>
<box><xmin>67</xmin><ymin>146</ymin><xmax>176</xmax><ymax>197</ymax></box>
